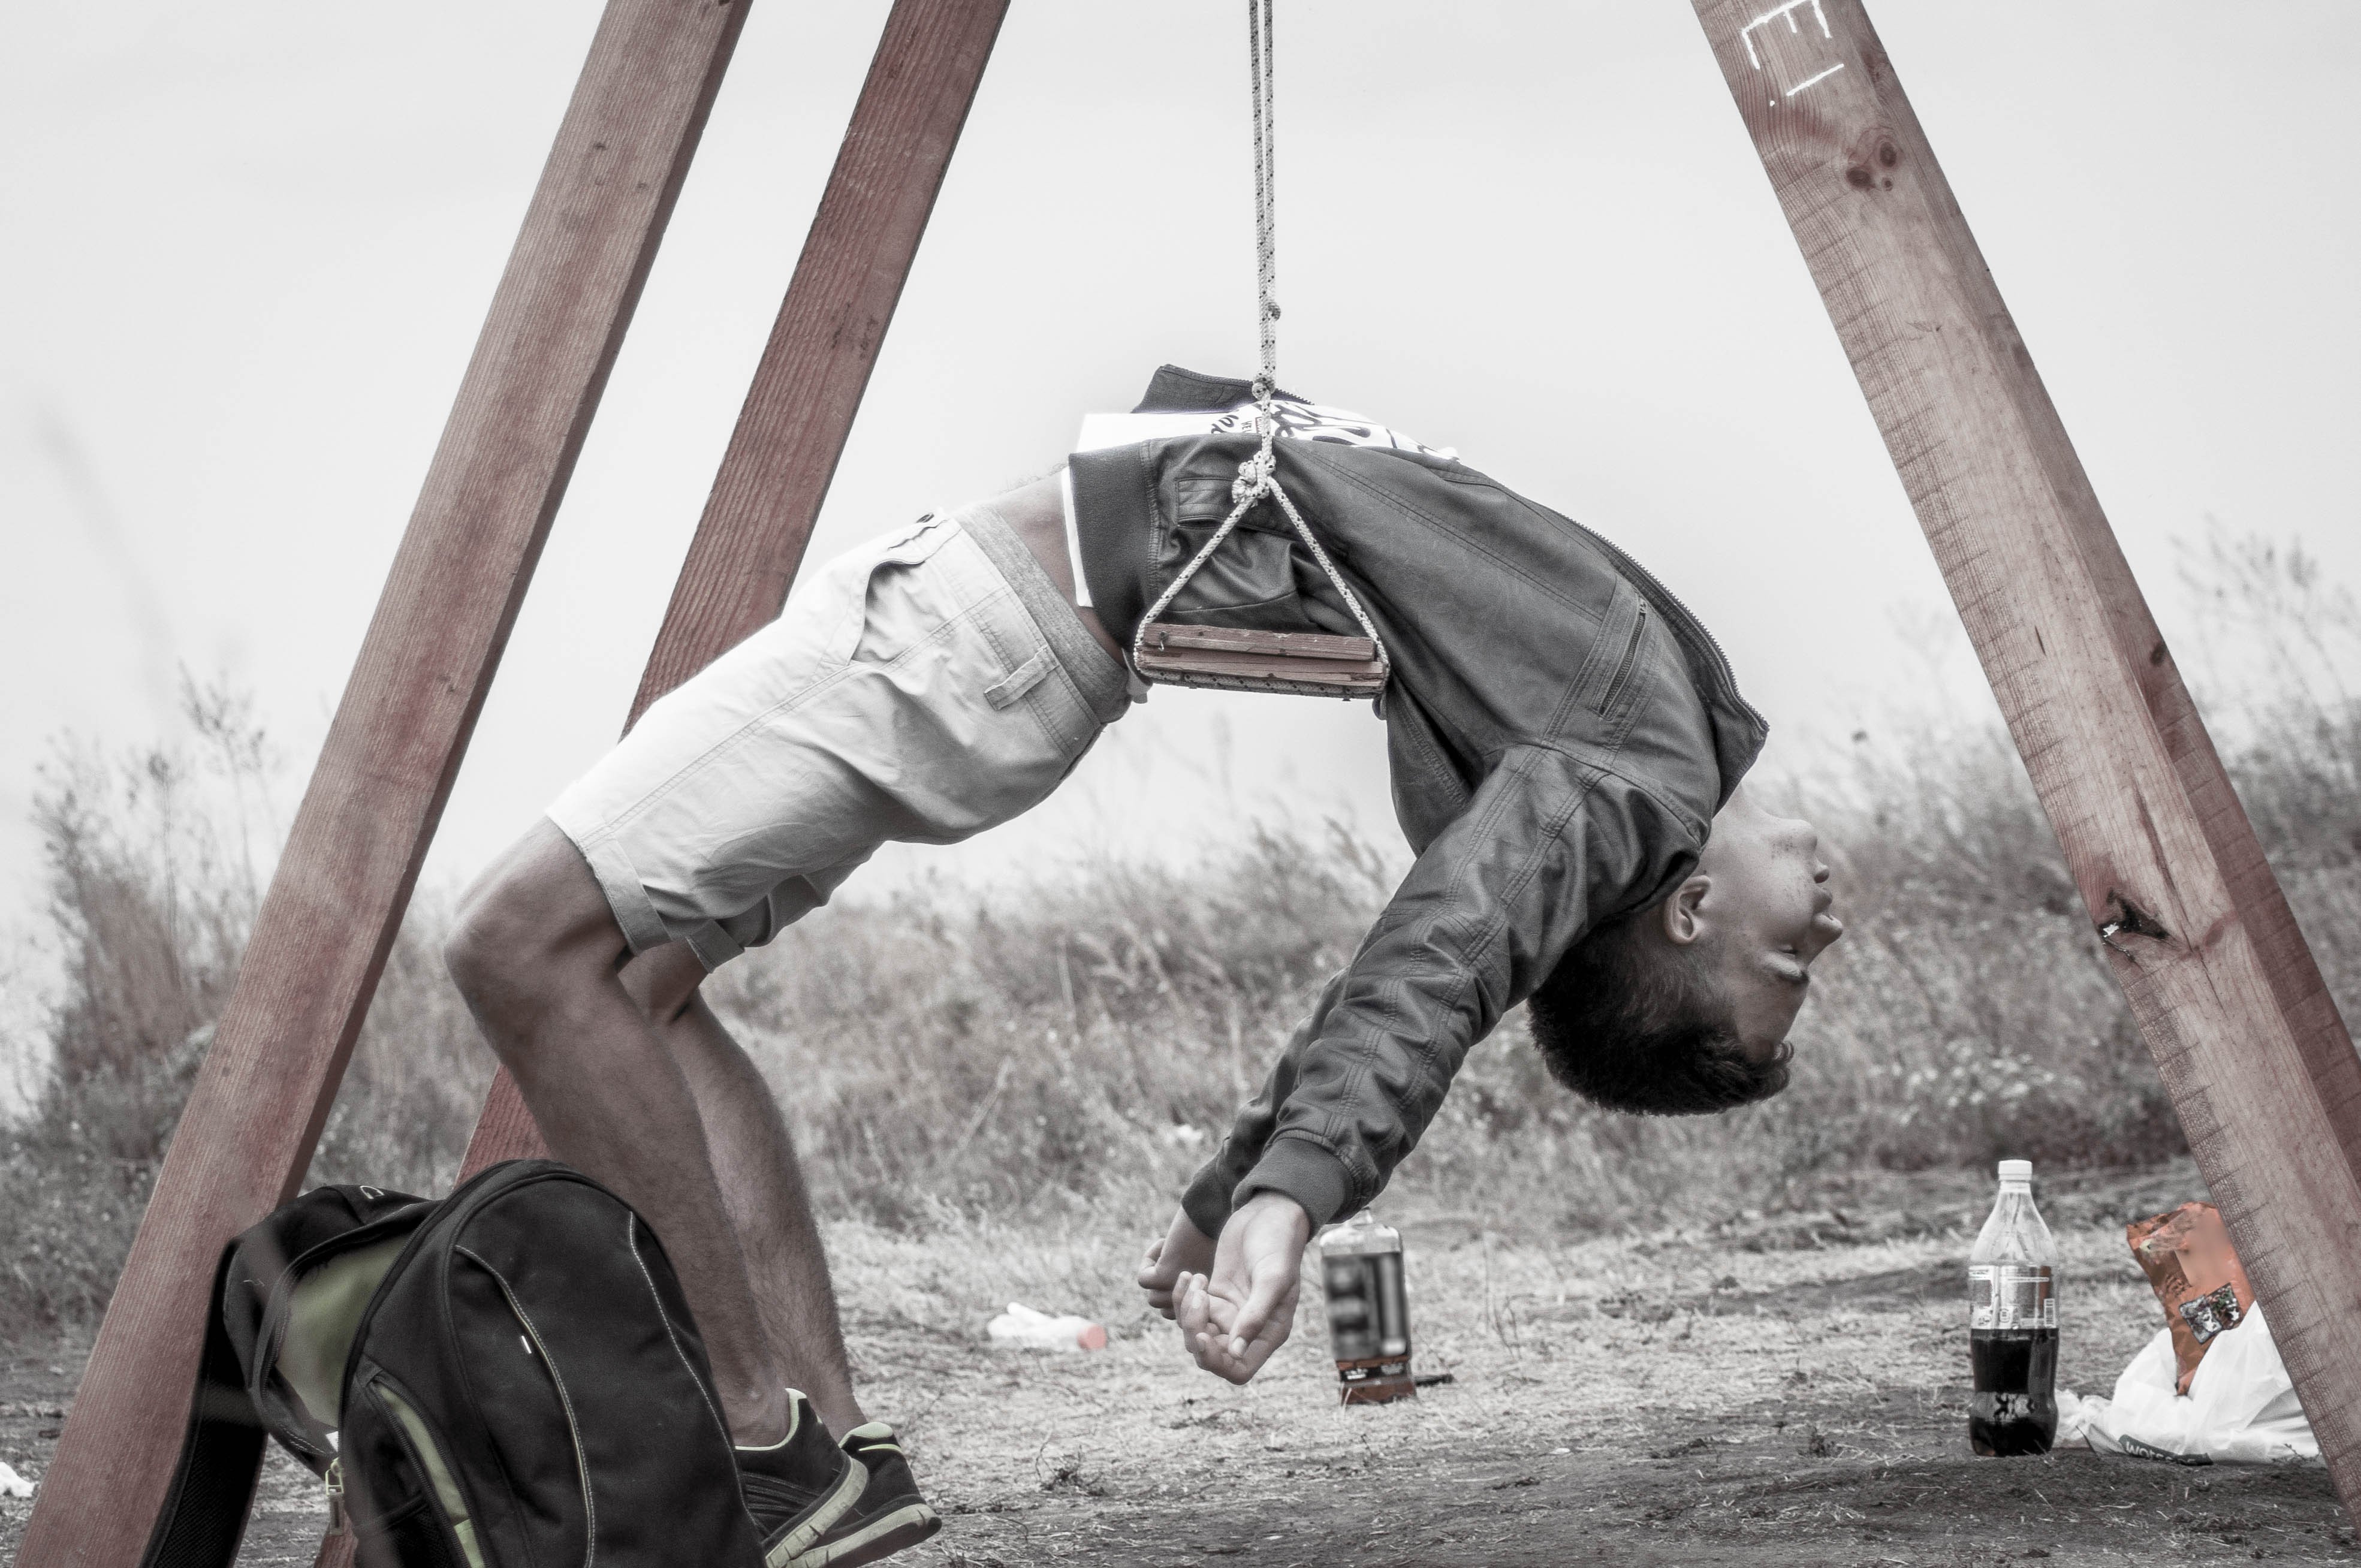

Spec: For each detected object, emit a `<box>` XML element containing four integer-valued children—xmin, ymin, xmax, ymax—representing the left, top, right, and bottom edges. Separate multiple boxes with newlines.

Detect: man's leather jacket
<box><xmin>1069</xmin><ymin>367</ymin><xmax>1769</xmax><ymax>1232</ymax></box>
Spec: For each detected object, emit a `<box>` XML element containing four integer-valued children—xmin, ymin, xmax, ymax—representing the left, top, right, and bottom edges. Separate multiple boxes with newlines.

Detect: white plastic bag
<box><xmin>2058</xmin><ymin>1301</ymin><xmax>2316</xmax><ymax>1464</ymax></box>
<box><xmin>986</xmin><ymin>1301</ymin><xmax>1108</xmax><ymax>1352</ymax></box>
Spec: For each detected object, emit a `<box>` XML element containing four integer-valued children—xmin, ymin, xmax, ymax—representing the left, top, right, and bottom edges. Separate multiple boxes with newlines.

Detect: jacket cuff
<box><xmin>1180</xmin><ymin>1159</ymin><xmax>1237</xmax><ymax>1240</ymax></box>
<box><xmin>1232</xmin><ymin>1137</ymin><xmax>1358</xmax><ymax>1232</ymax></box>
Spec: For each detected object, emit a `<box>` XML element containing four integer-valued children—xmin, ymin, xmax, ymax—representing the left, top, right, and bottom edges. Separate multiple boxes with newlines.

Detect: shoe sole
<box><xmin>790</xmin><ymin>1503</ymin><xmax>941</xmax><ymax>1568</ymax></box>
<box><xmin>762</xmin><ymin>1455</ymin><xmax>870</xmax><ymax>1568</ymax></box>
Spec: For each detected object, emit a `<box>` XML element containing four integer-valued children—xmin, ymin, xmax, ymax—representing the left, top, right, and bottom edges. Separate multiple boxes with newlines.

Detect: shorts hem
<box><xmin>548</xmin><ymin>812</ymin><xmax>674</xmax><ymax>957</ymax></box>
<box><xmin>682</xmin><ymin>919</ymin><xmax>744</xmax><ymax>972</ymax></box>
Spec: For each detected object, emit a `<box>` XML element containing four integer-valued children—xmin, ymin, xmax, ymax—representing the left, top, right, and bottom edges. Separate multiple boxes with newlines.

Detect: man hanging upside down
<box><xmin>444</xmin><ymin>364</ymin><xmax>1846</xmax><ymax>1567</ymax></box>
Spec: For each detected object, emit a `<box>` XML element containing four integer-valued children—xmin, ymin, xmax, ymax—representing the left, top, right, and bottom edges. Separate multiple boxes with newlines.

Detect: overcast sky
<box><xmin>4</xmin><ymin>1</ymin><xmax>2357</xmax><ymax>943</ymax></box>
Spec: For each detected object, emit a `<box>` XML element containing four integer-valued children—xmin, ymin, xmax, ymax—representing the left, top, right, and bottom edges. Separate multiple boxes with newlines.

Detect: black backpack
<box><xmin>141</xmin><ymin>1158</ymin><xmax>764</xmax><ymax>1567</ymax></box>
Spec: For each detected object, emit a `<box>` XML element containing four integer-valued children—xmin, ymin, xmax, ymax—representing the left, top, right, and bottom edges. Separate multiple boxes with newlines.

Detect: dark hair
<box><xmin>1525</xmin><ymin>909</ymin><xmax>1792</xmax><ymax>1114</ymax></box>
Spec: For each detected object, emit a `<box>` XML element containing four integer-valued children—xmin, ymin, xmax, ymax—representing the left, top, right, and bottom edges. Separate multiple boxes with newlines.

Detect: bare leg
<box><xmin>446</xmin><ymin>821</ymin><xmax>791</xmax><ymax>1444</ymax></box>
<box><xmin>445</xmin><ymin>474</ymin><xmax>1091</xmax><ymax>1445</ymax></box>
<box><xmin>623</xmin><ymin>942</ymin><xmax>868</xmax><ymax>1435</ymax></box>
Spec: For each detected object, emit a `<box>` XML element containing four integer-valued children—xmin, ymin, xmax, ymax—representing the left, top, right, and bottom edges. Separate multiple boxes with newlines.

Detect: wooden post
<box><xmin>1689</xmin><ymin>0</ymin><xmax>2361</xmax><ymax>1507</ymax></box>
<box><xmin>16</xmin><ymin>4</ymin><xmax>747</xmax><ymax>1562</ymax></box>
<box><xmin>456</xmin><ymin>0</ymin><xmax>1010</xmax><ymax>1177</ymax></box>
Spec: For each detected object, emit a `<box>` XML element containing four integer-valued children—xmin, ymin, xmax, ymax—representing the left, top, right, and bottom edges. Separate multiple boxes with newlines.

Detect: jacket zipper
<box><xmin>457</xmin><ymin>1246</ymin><xmax>596</xmax><ymax>1566</ymax></box>
<box><xmin>1564</xmin><ymin>517</ymin><xmax>1756</xmax><ymax>721</ymax></box>
<box><xmin>1599</xmin><ymin>605</ymin><xmax>1649</xmax><ymax>716</ymax></box>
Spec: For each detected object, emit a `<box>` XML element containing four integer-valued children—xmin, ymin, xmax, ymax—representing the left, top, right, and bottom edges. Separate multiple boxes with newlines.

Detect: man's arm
<box><xmin>1148</xmin><ymin>750</ymin><xmax>1698</xmax><ymax>1382</ymax></box>
<box><xmin>1175</xmin><ymin>970</ymin><xmax>1353</xmax><ymax>1238</ymax></box>
<box><xmin>1136</xmin><ymin>973</ymin><xmax>1347</xmax><ymax>1323</ymax></box>
<box><xmin>1163</xmin><ymin>740</ymin><xmax>1603</xmax><ymax>1245</ymax></box>
<box><xmin>1223</xmin><ymin>746</ymin><xmax>1690</xmax><ymax>1228</ymax></box>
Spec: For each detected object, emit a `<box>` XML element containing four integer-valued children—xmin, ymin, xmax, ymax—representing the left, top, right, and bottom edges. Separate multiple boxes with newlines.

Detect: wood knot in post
<box><xmin>1844</xmin><ymin>128</ymin><xmax>1900</xmax><ymax>192</ymax></box>
<box><xmin>2097</xmin><ymin>892</ymin><xmax>2172</xmax><ymax>955</ymax></box>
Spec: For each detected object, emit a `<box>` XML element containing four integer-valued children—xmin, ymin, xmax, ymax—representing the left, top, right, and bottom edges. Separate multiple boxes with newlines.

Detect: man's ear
<box><xmin>1659</xmin><ymin>875</ymin><xmax>1711</xmax><ymax>947</ymax></box>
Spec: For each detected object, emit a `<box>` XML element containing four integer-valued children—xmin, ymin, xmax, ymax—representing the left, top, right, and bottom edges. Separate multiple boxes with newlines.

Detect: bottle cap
<box><xmin>1997</xmin><ymin>1159</ymin><xmax>2033</xmax><ymax>1182</ymax></box>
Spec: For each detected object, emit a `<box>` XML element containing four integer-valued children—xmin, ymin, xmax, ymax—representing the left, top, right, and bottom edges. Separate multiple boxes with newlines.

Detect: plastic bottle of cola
<box><xmin>1317</xmin><ymin>1208</ymin><xmax>1415</xmax><ymax>1405</ymax></box>
<box><xmin>1968</xmin><ymin>1158</ymin><xmax>2059</xmax><ymax>1455</ymax></box>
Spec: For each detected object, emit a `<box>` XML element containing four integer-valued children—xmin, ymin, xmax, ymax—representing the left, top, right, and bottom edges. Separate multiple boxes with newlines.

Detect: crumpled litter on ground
<box><xmin>0</xmin><ymin>1460</ymin><xmax>34</xmax><ymax>1498</ymax></box>
<box><xmin>2128</xmin><ymin>1201</ymin><xmax>2255</xmax><ymax>1394</ymax></box>
<box><xmin>2058</xmin><ymin>1301</ymin><xmax>2316</xmax><ymax>1464</ymax></box>
<box><xmin>987</xmin><ymin>1302</ymin><xmax>1108</xmax><ymax>1352</ymax></box>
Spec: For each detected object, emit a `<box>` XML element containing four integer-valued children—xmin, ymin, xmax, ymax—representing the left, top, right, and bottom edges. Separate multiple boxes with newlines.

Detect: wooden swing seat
<box><xmin>1133</xmin><ymin>622</ymin><xmax>1386</xmax><ymax>697</ymax></box>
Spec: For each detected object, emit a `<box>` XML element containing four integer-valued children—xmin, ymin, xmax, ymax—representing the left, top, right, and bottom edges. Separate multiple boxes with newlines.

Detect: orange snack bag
<box><xmin>2126</xmin><ymin>1202</ymin><xmax>2256</xmax><ymax>1395</ymax></box>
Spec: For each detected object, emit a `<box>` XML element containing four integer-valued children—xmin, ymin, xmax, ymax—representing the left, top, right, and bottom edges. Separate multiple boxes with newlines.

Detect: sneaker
<box><xmin>735</xmin><ymin>1392</ymin><xmax>866</xmax><ymax>1568</ymax></box>
<box><xmin>794</xmin><ymin>1422</ymin><xmax>942</xmax><ymax>1567</ymax></box>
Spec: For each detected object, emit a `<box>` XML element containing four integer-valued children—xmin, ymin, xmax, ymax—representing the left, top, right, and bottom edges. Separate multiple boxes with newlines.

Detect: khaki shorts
<box><xmin>548</xmin><ymin>507</ymin><xmax>1135</xmax><ymax>969</ymax></box>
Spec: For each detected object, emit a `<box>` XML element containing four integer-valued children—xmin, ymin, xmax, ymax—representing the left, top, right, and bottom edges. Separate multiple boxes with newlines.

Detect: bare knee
<box><xmin>445</xmin><ymin>877</ymin><xmax>533</xmax><ymax>1017</ymax></box>
<box><xmin>445</xmin><ymin>823</ymin><xmax>622</xmax><ymax>1033</ymax></box>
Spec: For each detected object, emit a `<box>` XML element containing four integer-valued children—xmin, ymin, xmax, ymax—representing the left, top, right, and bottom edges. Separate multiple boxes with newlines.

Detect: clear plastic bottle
<box><xmin>1967</xmin><ymin>1158</ymin><xmax>2058</xmax><ymax>1455</ymax></box>
<box><xmin>1317</xmin><ymin>1209</ymin><xmax>1415</xmax><ymax>1404</ymax></box>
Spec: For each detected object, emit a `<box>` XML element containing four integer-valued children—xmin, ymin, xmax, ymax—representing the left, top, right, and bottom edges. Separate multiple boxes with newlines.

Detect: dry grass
<box><xmin>2</xmin><ymin>526</ymin><xmax>2356</xmax><ymax>1334</ymax></box>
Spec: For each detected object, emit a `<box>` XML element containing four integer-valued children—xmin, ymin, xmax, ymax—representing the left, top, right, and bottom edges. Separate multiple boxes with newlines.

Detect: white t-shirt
<box><xmin>1059</xmin><ymin>400</ymin><xmax>1452</xmax><ymax>608</ymax></box>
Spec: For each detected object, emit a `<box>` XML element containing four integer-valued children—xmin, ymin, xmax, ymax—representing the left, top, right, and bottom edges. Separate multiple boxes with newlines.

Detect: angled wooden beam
<box><xmin>17</xmin><ymin>4</ymin><xmax>748</xmax><ymax>1562</ymax></box>
<box><xmin>1689</xmin><ymin>0</ymin><xmax>2361</xmax><ymax>1509</ymax></box>
<box><xmin>457</xmin><ymin>0</ymin><xmax>1011</xmax><ymax>1178</ymax></box>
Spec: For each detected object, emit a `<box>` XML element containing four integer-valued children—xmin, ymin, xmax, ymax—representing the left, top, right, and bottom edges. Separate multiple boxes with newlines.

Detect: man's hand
<box><xmin>1172</xmin><ymin>1191</ymin><xmax>1312</xmax><ymax>1385</ymax></box>
<box><xmin>1138</xmin><ymin>1208</ymin><xmax>1219</xmax><ymax>1319</ymax></box>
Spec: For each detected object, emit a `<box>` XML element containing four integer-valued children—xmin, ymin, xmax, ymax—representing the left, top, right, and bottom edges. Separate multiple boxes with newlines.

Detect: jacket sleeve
<box><xmin>1180</xmin><ymin>970</ymin><xmax>1352</xmax><ymax>1238</ymax></box>
<box><xmin>1180</xmin><ymin>745</ymin><xmax>1703</xmax><ymax>1233</ymax></box>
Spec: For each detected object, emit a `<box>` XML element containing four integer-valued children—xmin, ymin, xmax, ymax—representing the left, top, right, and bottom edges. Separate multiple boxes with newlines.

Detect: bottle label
<box><xmin>1968</xmin><ymin>1264</ymin><xmax>2055</xmax><ymax>1329</ymax></box>
<box><xmin>1324</xmin><ymin>1252</ymin><xmax>1412</xmax><ymax>1362</ymax></box>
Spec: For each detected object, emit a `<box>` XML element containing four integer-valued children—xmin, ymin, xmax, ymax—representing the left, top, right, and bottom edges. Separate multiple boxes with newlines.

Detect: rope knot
<box><xmin>1232</xmin><ymin>448</ymin><xmax>1274</xmax><ymax>504</ymax></box>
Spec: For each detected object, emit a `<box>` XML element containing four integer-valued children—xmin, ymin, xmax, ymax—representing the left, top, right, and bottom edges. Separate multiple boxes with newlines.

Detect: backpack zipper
<box><xmin>371</xmin><ymin>1376</ymin><xmax>490</xmax><ymax>1568</ymax></box>
<box><xmin>323</xmin><ymin>1457</ymin><xmax>344</xmax><ymax>1533</ymax></box>
<box><xmin>330</xmin><ymin>1162</ymin><xmax>541</xmax><ymax>1486</ymax></box>
<box><xmin>253</xmin><ymin>1208</ymin><xmax>435</xmax><ymax>1464</ymax></box>
<box><xmin>457</xmin><ymin>1245</ymin><xmax>597</xmax><ymax>1565</ymax></box>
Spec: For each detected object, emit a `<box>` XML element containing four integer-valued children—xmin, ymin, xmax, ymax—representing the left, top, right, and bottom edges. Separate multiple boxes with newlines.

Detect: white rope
<box><xmin>1249</xmin><ymin>0</ymin><xmax>1278</xmax><ymax>435</ymax></box>
<box><xmin>1130</xmin><ymin>0</ymin><xmax>1392</xmax><ymax>693</ymax></box>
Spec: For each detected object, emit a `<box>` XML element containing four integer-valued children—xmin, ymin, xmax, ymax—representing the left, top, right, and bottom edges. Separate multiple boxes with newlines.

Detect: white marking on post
<box><xmin>1739</xmin><ymin>0</ymin><xmax>1832</xmax><ymax>69</ymax></box>
<box><xmin>1786</xmin><ymin>61</ymin><xmax>1846</xmax><ymax>97</ymax></box>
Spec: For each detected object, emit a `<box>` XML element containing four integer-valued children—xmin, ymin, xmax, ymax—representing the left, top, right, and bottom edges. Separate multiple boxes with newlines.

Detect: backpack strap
<box><xmin>137</xmin><ymin>1244</ymin><xmax>269</xmax><ymax>1568</ymax></box>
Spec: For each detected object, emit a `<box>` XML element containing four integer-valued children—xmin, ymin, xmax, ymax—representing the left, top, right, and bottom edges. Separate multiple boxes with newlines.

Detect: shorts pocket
<box><xmin>985</xmin><ymin>650</ymin><xmax>1054</xmax><ymax>710</ymax></box>
<box><xmin>878</xmin><ymin>514</ymin><xmax>956</xmax><ymax>568</ymax></box>
<box><xmin>830</xmin><ymin>517</ymin><xmax>961</xmax><ymax>664</ymax></box>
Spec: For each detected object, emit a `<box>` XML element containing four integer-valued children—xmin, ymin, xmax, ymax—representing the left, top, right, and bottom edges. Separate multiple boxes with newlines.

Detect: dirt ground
<box><xmin>5</xmin><ymin>1161</ymin><xmax>2351</xmax><ymax>1566</ymax></box>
